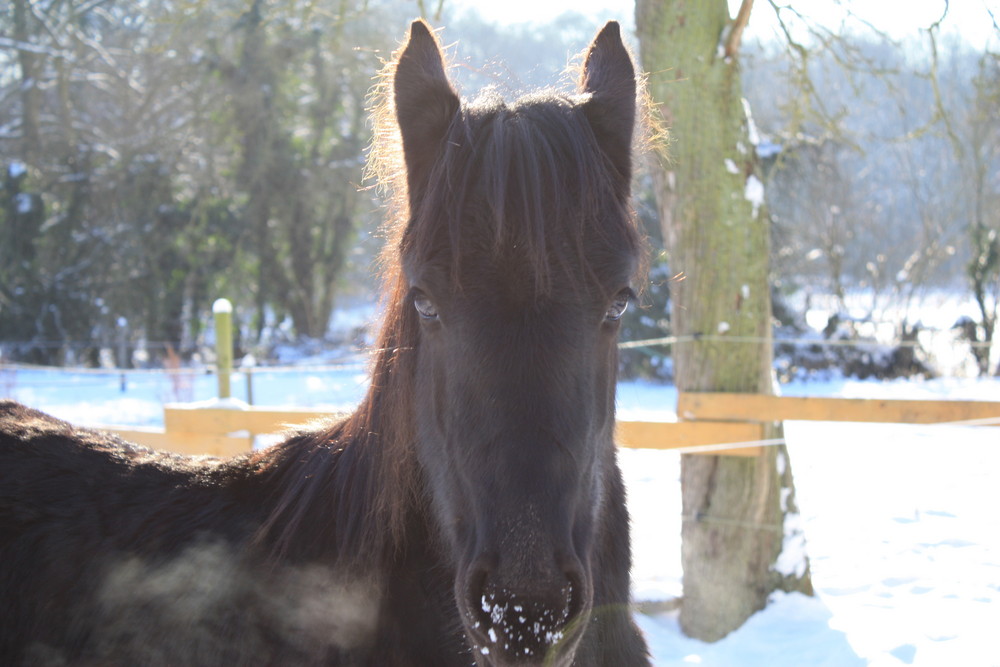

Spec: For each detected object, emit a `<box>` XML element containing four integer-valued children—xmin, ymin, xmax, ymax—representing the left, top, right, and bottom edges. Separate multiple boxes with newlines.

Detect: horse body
<box><xmin>0</xmin><ymin>20</ymin><xmax>650</xmax><ymax>667</ymax></box>
<box><xmin>0</xmin><ymin>402</ymin><xmax>461</xmax><ymax>665</ymax></box>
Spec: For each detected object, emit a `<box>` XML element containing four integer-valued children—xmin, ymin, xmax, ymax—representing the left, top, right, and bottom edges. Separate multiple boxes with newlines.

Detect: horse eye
<box><xmin>605</xmin><ymin>289</ymin><xmax>632</xmax><ymax>322</ymax></box>
<box><xmin>412</xmin><ymin>291</ymin><xmax>439</xmax><ymax>320</ymax></box>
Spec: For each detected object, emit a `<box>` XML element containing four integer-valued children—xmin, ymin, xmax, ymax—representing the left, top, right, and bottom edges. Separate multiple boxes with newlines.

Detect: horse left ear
<box><xmin>579</xmin><ymin>21</ymin><xmax>637</xmax><ymax>185</ymax></box>
<box><xmin>394</xmin><ymin>20</ymin><xmax>461</xmax><ymax>204</ymax></box>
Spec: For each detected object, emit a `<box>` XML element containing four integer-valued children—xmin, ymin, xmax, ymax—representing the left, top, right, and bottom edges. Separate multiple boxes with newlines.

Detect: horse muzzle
<box><xmin>457</xmin><ymin>551</ymin><xmax>592</xmax><ymax>666</ymax></box>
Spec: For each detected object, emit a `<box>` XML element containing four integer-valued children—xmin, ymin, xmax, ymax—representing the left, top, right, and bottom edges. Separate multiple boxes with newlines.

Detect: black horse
<box><xmin>0</xmin><ymin>20</ymin><xmax>650</xmax><ymax>666</ymax></box>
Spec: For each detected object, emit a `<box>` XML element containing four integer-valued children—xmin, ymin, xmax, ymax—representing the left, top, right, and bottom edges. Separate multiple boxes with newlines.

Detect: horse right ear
<box><xmin>393</xmin><ymin>20</ymin><xmax>460</xmax><ymax>203</ymax></box>
<box><xmin>579</xmin><ymin>21</ymin><xmax>637</xmax><ymax>187</ymax></box>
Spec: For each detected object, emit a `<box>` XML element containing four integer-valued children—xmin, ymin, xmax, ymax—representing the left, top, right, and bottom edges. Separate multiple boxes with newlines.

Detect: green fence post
<box><xmin>213</xmin><ymin>298</ymin><xmax>233</xmax><ymax>399</ymax></box>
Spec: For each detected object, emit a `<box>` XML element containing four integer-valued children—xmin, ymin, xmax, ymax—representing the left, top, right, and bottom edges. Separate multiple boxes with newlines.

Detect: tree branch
<box><xmin>725</xmin><ymin>0</ymin><xmax>754</xmax><ymax>59</ymax></box>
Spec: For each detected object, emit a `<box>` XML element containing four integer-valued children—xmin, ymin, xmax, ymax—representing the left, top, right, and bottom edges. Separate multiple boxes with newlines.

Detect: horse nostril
<box><xmin>564</xmin><ymin>568</ymin><xmax>586</xmax><ymax>621</ymax></box>
<box><xmin>464</xmin><ymin>565</ymin><xmax>493</xmax><ymax>638</ymax></box>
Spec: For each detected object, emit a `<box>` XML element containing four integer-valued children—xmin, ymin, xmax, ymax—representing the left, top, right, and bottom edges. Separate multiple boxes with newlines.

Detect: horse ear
<box><xmin>579</xmin><ymin>21</ymin><xmax>637</xmax><ymax>185</ymax></box>
<box><xmin>394</xmin><ymin>20</ymin><xmax>460</xmax><ymax>202</ymax></box>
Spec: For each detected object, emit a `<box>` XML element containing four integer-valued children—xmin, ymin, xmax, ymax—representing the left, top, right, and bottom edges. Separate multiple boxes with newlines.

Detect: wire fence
<box><xmin>617</xmin><ymin>332</ymin><xmax>996</xmax><ymax>349</ymax></box>
<box><xmin>0</xmin><ymin>361</ymin><xmax>370</xmax><ymax>379</ymax></box>
<box><xmin>2</xmin><ymin>327</ymin><xmax>994</xmax><ymax>372</ymax></box>
<box><xmin>669</xmin><ymin>411</ymin><xmax>1000</xmax><ymax>457</ymax></box>
<box><xmin>2</xmin><ymin>320</ymin><xmax>996</xmax><ymax>411</ymax></box>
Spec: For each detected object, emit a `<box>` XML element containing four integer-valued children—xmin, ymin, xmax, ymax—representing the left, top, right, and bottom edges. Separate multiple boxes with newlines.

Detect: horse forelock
<box><xmin>401</xmin><ymin>90</ymin><xmax>643</xmax><ymax>299</ymax></box>
<box><xmin>367</xmin><ymin>22</ymin><xmax>661</xmax><ymax>301</ymax></box>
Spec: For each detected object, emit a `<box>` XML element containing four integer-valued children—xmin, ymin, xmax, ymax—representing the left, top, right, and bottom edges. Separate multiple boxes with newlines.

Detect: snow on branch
<box><xmin>0</xmin><ymin>36</ymin><xmax>68</xmax><ymax>58</ymax></box>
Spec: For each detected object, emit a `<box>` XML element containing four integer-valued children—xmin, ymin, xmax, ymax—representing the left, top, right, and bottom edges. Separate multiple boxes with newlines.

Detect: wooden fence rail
<box><xmin>100</xmin><ymin>392</ymin><xmax>1000</xmax><ymax>458</ymax></box>
<box><xmin>677</xmin><ymin>392</ymin><xmax>1000</xmax><ymax>426</ymax></box>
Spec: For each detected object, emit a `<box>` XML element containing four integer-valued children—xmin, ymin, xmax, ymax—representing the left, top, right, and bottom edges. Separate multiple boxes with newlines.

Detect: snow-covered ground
<box><xmin>3</xmin><ymin>365</ymin><xmax>999</xmax><ymax>666</ymax></box>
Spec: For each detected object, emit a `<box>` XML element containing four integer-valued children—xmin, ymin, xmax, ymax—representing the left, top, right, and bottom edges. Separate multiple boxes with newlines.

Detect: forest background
<box><xmin>1</xmin><ymin>0</ymin><xmax>997</xmax><ymax>379</ymax></box>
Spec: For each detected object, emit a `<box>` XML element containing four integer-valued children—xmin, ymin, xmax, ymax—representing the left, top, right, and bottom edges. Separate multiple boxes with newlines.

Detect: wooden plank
<box><xmin>616</xmin><ymin>420</ymin><xmax>764</xmax><ymax>456</ymax></box>
<box><xmin>112</xmin><ymin>414</ymin><xmax>765</xmax><ymax>457</ymax></box>
<box><xmin>102</xmin><ymin>427</ymin><xmax>175</xmax><ymax>451</ymax></box>
<box><xmin>230</xmin><ymin>408</ymin><xmax>337</xmax><ymax>434</ymax></box>
<box><xmin>159</xmin><ymin>433</ymin><xmax>253</xmax><ymax>457</ymax></box>
<box><xmin>164</xmin><ymin>406</ymin><xmax>334</xmax><ymax>436</ymax></box>
<box><xmin>101</xmin><ymin>427</ymin><xmax>251</xmax><ymax>457</ymax></box>
<box><xmin>678</xmin><ymin>392</ymin><xmax>1000</xmax><ymax>426</ymax></box>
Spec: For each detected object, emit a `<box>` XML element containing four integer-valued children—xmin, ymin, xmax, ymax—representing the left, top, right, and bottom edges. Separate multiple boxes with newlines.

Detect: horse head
<box><xmin>391</xmin><ymin>20</ymin><xmax>640</xmax><ymax>665</ymax></box>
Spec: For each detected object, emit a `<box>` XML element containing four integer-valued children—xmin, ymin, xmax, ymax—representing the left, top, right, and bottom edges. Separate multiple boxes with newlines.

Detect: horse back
<box><xmin>0</xmin><ymin>400</ymin><xmax>269</xmax><ymax>663</ymax></box>
<box><xmin>0</xmin><ymin>399</ymin><xmax>249</xmax><ymax>546</ymax></box>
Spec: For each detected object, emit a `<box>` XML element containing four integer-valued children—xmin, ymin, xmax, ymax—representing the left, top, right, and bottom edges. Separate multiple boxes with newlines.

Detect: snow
<box><xmin>14</xmin><ymin>192</ymin><xmax>33</xmax><ymax>214</ymax></box>
<box><xmin>742</xmin><ymin>98</ymin><xmax>761</xmax><ymax>147</ymax></box>
<box><xmin>3</xmin><ymin>366</ymin><xmax>999</xmax><ymax>666</ymax></box>
<box><xmin>774</xmin><ymin>510</ymin><xmax>808</xmax><ymax>579</ymax></box>
<box><xmin>637</xmin><ymin>591</ymin><xmax>863</xmax><ymax>666</ymax></box>
<box><xmin>744</xmin><ymin>173</ymin><xmax>764</xmax><ymax>217</ymax></box>
<box><xmin>212</xmin><ymin>298</ymin><xmax>233</xmax><ymax>314</ymax></box>
<box><xmin>756</xmin><ymin>140</ymin><xmax>782</xmax><ymax>159</ymax></box>
<box><xmin>8</xmin><ymin>160</ymin><xmax>27</xmax><ymax>178</ymax></box>
<box><xmin>172</xmin><ymin>396</ymin><xmax>250</xmax><ymax>411</ymax></box>
<box><xmin>619</xmin><ymin>376</ymin><xmax>1000</xmax><ymax>666</ymax></box>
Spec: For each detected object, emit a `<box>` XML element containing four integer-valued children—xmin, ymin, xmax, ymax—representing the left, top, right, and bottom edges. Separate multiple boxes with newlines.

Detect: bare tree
<box><xmin>927</xmin><ymin>40</ymin><xmax>1000</xmax><ymax>375</ymax></box>
<box><xmin>0</xmin><ymin>0</ymin><xmax>397</xmax><ymax>359</ymax></box>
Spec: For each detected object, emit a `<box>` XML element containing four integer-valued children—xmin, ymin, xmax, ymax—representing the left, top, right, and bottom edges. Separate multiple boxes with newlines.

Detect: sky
<box><xmin>443</xmin><ymin>0</ymin><xmax>999</xmax><ymax>50</ymax></box>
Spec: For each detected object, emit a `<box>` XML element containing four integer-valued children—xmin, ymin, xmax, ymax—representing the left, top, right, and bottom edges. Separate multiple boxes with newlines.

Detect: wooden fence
<box><xmin>102</xmin><ymin>392</ymin><xmax>1000</xmax><ymax>458</ymax></box>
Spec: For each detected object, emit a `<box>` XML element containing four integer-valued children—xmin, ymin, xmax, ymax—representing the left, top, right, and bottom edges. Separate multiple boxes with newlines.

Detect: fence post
<box><xmin>116</xmin><ymin>316</ymin><xmax>129</xmax><ymax>390</ymax></box>
<box><xmin>213</xmin><ymin>298</ymin><xmax>233</xmax><ymax>399</ymax></box>
<box><xmin>245</xmin><ymin>368</ymin><xmax>254</xmax><ymax>406</ymax></box>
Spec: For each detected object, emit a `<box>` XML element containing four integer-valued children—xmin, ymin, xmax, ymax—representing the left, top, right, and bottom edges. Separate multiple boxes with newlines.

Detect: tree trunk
<box><xmin>13</xmin><ymin>0</ymin><xmax>41</xmax><ymax>167</ymax></box>
<box><xmin>635</xmin><ymin>0</ymin><xmax>813</xmax><ymax>641</ymax></box>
